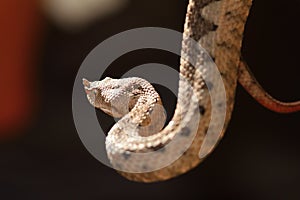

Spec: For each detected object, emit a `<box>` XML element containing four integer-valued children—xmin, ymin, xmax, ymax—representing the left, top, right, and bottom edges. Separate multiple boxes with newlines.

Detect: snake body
<box><xmin>83</xmin><ymin>0</ymin><xmax>300</xmax><ymax>182</ymax></box>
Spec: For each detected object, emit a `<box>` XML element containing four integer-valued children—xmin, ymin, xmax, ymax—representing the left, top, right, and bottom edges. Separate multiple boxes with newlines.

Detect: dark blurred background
<box><xmin>0</xmin><ymin>0</ymin><xmax>299</xmax><ymax>199</ymax></box>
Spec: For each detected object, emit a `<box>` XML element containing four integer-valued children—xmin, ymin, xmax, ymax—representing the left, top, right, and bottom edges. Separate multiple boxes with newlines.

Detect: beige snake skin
<box><xmin>83</xmin><ymin>0</ymin><xmax>300</xmax><ymax>182</ymax></box>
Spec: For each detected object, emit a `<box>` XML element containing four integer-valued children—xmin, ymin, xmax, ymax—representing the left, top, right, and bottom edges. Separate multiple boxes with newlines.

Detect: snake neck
<box><xmin>124</xmin><ymin>79</ymin><xmax>167</xmax><ymax>137</ymax></box>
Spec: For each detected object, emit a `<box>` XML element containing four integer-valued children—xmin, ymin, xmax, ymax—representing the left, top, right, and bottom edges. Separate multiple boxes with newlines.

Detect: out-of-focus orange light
<box><xmin>0</xmin><ymin>0</ymin><xmax>41</xmax><ymax>139</ymax></box>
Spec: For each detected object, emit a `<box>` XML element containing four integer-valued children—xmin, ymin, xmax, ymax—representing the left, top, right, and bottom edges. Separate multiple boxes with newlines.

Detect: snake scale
<box><xmin>83</xmin><ymin>0</ymin><xmax>300</xmax><ymax>182</ymax></box>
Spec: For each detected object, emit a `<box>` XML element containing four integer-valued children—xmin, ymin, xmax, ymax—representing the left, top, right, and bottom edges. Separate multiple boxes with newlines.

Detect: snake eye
<box><xmin>93</xmin><ymin>89</ymin><xmax>98</xmax><ymax>96</ymax></box>
<box><xmin>111</xmin><ymin>86</ymin><xmax>118</xmax><ymax>89</ymax></box>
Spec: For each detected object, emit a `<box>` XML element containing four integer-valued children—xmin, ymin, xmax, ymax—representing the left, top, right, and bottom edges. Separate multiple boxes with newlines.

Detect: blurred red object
<box><xmin>0</xmin><ymin>0</ymin><xmax>41</xmax><ymax>139</ymax></box>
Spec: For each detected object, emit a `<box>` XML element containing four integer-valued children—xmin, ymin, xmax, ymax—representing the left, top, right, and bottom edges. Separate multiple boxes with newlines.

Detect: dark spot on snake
<box><xmin>206</xmin><ymin>81</ymin><xmax>213</xmax><ymax>90</ymax></box>
<box><xmin>181</xmin><ymin>150</ymin><xmax>188</xmax><ymax>156</ymax></box>
<box><xmin>225</xmin><ymin>11</ymin><xmax>232</xmax><ymax>16</ymax></box>
<box><xmin>212</xmin><ymin>24</ymin><xmax>218</xmax><ymax>31</ymax></box>
<box><xmin>199</xmin><ymin>105</ymin><xmax>206</xmax><ymax>115</ymax></box>
<box><xmin>122</xmin><ymin>152</ymin><xmax>131</xmax><ymax>160</ymax></box>
<box><xmin>180</xmin><ymin>127</ymin><xmax>191</xmax><ymax>137</ymax></box>
<box><xmin>142</xmin><ymin>165</ymin><xmax>148</xmax><ymax>171</ymax></box>
<box><xmin>204</xmin><ymin>127</ymin><xmax>209</xmax><ymax>135</ymax></box>
<box><xmin>218</xmin><ymin>101</ymin><xmax>226</xmax><ymax>107</ymax></box>
<box><xmin>220</xmin><ymin>72</ymin><xmax>227</xmax><ymax>78</ymax></box>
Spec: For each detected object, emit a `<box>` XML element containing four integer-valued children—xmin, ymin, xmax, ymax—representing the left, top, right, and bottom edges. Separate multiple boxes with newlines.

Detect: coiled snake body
<box><xmin>83</xmin><ymin>0</ymin><xmax>300</xmax><ymax>182</ymax></box>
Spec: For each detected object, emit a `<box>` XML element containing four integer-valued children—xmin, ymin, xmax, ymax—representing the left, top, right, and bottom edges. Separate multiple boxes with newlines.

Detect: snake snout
<box><xmin>82</xmin><ymin>78</ymin><xmax>91</xmax><ymax>89</ymax></box>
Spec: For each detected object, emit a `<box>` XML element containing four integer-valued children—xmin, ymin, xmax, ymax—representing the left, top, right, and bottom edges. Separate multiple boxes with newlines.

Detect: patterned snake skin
<box><xmin>83</xmin><ymin>0</ymin><xmax>300</xmax><ymax>182</ymax></box>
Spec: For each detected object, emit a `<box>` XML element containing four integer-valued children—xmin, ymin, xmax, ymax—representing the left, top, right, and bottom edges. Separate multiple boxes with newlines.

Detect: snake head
<box><xmin>83</xmin><ymin>76</ymin><xmax>157</xmax><ymax>119</ymax></box>
<box><xmin>83</xmin><ymin>77</ymin><xmax>128</xmax><ymax>117</ymax></box>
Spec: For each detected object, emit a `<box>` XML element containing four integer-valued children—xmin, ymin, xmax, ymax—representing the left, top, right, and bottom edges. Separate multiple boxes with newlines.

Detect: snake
<box><xmin>82</xmin><ymin>0</ymin><xmax>300</xmax><ymax>182</ymax></box>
